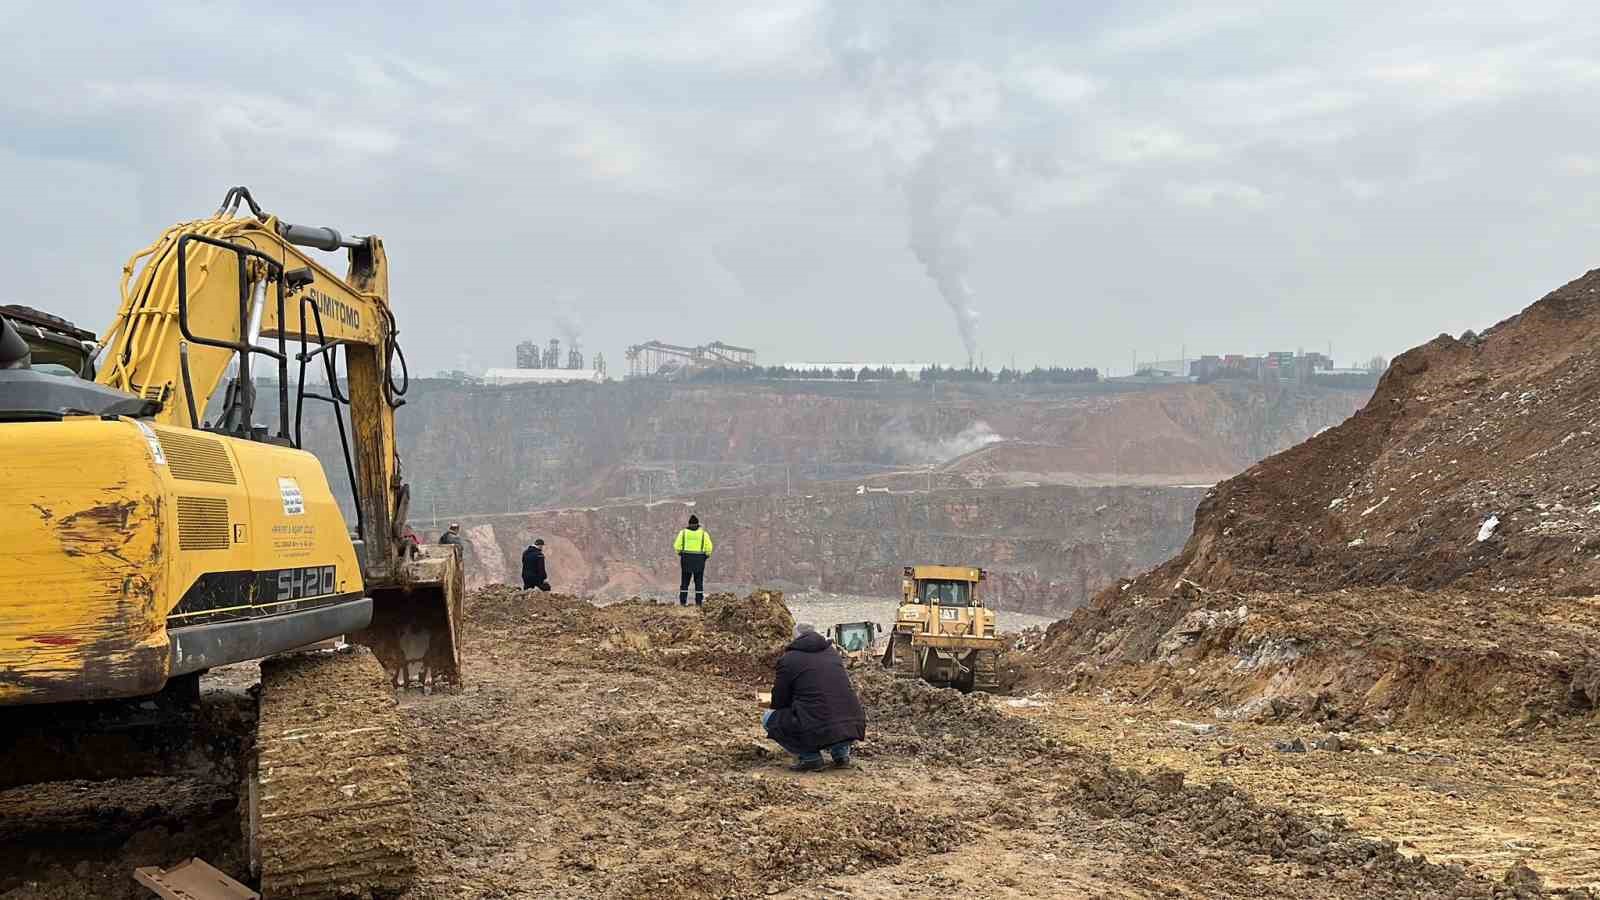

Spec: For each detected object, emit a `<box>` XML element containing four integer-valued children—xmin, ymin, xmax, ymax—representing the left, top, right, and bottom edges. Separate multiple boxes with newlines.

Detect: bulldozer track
<box><xmin>971</xmin><ymin>649</ymin><xmax>999</xmax><ymax>692</ymax></box>
<box><xmin>255</xmin><ymin>648</ymin><xmax>417</xmax><ymax>898</ymax></box>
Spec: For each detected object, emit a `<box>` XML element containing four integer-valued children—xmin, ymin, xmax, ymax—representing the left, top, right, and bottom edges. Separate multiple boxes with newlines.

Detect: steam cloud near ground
<box><xmin>878</xmin><ymin>420</ymin><xmax>1003</xmax><ymax>465</ymax></box>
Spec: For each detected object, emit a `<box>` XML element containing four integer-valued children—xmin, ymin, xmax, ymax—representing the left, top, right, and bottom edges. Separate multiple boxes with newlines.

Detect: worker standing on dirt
<box><xmin>763</xmin><ymin>623</ymin><xmax>867</xmax><ymax>772</ymax></box>
<box><xmin>522</xmin><ymin>539</ymin><xmax>551</xmax><ymax>592</ymax></box>
<box><xmin>673</xmin><ymin>514</ymin><xmax>713</xmax><ymax>606</ymax></box>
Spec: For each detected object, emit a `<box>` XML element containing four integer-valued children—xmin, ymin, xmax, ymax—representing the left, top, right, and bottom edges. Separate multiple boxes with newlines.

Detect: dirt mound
<box><xmin>1135</xmin><ymin>268</ymin><xmax>1600</xmax><ymax>597</ymax></box>
<box><xmin>1035</xmin><ymin>269</ymin><xmax>1600</xmax><ymax>727</ymax></box>
<box><xmin>463</xmin><ymin>585</ymin><xmax>794</xmax><ymax>681</ymax></box>
<box><xmin>466</xmin><ymin>583</ymin><xmax>596</xmax><ymax>628</ymax></box>
<box><xmin>854</xmin><ymin>667</ymin><xmax>1048</xmax><ymax>756</ymax></box>
<box><xmin>700</xmin><ymin>589</ymin><xmax>795</xmax><ymax>645</ymax></box>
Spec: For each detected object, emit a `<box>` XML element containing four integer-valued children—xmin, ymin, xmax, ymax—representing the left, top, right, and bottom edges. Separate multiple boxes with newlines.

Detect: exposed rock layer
<box><xmin>443</xmin><ymin>483</ymin><xmax>1207</xmax><ymax>617</ymax></box>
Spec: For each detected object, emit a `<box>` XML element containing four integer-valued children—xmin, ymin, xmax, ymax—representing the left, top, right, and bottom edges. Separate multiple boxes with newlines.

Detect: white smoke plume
<box><xmin>878</xmin><ymin>419</ymin><xmax>1004</xmax><ymax>465</ymax></box>
<box><xmin>827</xmin><ymin>9</ymin><xmax>1059</xmax><ymax>368</ymax></box>
<box><xmin>904</xmin><ymin>134</ymin><xmax>1013</xmax><ymax>366</ymax></box>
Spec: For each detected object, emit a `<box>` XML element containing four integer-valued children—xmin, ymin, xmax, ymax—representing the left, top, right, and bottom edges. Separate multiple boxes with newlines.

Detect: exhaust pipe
<box><xmin>0</xmin><ymin>316</ymin><xmax>30</xmax><ymax>369</ymax></box>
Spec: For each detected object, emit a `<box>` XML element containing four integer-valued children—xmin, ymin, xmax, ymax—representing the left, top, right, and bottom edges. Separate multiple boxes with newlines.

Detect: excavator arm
<box><xmin>94</xmin><ymin>186</ymin><xmax>459</xmax><ymax>686</ymax></box>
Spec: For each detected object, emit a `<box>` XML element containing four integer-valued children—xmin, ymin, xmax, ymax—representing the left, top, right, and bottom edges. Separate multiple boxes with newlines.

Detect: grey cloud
<box><xmin>2</xmin><ymin>1</ymin><xmax>1598</xmax><ymax>376</ymax></box>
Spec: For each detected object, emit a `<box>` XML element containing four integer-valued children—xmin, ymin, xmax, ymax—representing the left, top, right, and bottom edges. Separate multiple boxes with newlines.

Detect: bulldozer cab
<box><xmin>912</xmin><ymin>578</ymin><xmax>972</xmax><ymax>606</ymax></box>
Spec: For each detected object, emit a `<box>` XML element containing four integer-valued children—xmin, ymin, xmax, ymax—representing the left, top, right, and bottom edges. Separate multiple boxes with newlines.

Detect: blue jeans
<box><xmin>762</xmin><ymin>710</ymin><xmax>852</xmax><ymax>763</ymax></box>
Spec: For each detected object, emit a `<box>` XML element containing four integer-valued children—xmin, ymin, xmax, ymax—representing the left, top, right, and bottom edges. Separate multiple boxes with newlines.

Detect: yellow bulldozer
<box><xmin>0</xmin><ymin>188</ymin><xmax>462</xmax><ymax>896</ymax></box>
<box><xmin>881</xmin><ymin>565</ymin><xmax>1000</xmax><ymax>692</ymax></box>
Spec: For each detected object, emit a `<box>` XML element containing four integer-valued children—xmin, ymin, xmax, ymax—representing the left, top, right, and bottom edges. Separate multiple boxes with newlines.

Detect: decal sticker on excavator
<box><xmin>278</xmin><ymin>477</ymin><xmax>304</xmax><ymax>515</ymax></box>
<box><xmin>134</xmin><ymin>420</ymin><xmax>167</xmax><ymax>465</ymax></box>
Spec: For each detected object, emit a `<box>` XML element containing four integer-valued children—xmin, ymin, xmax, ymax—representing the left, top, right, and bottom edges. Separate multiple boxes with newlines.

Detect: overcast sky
<box><xmin>4</xmin><ymin>1</ymin><xmax>1598</xmax><ymax>376</ymax></box>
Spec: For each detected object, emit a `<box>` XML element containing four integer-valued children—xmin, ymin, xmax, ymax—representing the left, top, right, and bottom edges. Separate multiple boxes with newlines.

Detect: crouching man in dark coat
<box><xmin>763</xmin><ymin>623</ymin><xmax>867</xmax><ymax>771</ymax></box>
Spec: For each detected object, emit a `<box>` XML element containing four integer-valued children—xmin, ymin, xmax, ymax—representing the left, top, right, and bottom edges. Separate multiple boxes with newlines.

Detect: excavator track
<box><xmin>254</xmin><ymin>648</ymin><xmax>416</xmax><ymax>898</ymax></box>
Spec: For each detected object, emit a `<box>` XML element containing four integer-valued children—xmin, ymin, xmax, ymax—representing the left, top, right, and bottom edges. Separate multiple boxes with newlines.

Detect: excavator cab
<box><xmin>1</xmin><ymin>303</ymin><xmax>98</xmax><ymax>376</ymax></box>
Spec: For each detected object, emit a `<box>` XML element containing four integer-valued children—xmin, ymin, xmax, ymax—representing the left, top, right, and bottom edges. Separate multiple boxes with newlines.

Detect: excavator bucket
<box><xmin>350</xmin><ymin>546</ymin><xmax>465</xmax><ymax>689</ymax></box>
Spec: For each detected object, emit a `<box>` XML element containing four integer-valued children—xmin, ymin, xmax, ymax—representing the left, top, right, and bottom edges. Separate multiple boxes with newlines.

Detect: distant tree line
<box><xmin>994</xmin><ymin>366</ymin><xmax>1100</xmax><ymax>384</ymax></box>
<box><xmin>676</xmin><ymin>364</ymin><xmax>1101</xmax><ymax>384</ymax></box>
<box><xmin>682</xmin><ymin>365</ymin><xmax>915</xmax><ymax>383</ymax></box>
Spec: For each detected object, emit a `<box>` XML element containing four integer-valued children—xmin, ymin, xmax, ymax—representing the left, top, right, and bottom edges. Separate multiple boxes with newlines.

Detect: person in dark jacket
<box><xmin>521</xmin><ymin>539</ymin><xmax>550</xmax><ymax>591</ymax></box>
<box><xmin>439</xmin><ymin>523</ymin><xmax>463</xmax><ymax>550</ymax></box>
<box><xmin>763</xmin><ymin>623</ymin><xmax>867</xmax><ymax>771</ymax></box>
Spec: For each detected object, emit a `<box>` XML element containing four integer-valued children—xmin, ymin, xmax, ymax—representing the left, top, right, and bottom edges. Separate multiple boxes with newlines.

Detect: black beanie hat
<box><xmin>688</xmin><ymin>514</ymin><xmax>700</xmax><ymax>527</ymax></box>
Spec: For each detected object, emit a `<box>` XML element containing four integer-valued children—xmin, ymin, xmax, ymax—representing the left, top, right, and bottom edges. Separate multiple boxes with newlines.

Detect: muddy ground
<box><xmin>1</xmin><ymin>588</ymin><xmax>1590</xmax><ymax>898</ymax></box>
<box><xmin>1010</xmin><ymin>691</ymin><xmax>1599</xmax><ymax>891</ymax></box>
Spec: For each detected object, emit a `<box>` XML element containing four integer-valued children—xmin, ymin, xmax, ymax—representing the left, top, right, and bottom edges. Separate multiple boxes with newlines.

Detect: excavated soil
<box><xmin>1034</xmin><ymin>268</ymin><xmax>1600</xmax><ymax>732</ymax></box>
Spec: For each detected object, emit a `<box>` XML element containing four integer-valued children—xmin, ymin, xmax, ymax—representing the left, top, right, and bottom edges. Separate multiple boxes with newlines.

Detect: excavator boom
<box><xmin>87</xmin><ymin>187</ymin><xmax>460</xmax><ymax>687</ymax></box>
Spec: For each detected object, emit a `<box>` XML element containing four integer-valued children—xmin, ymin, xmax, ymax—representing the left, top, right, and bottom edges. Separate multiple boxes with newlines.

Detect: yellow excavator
<box><xmin>0</xmin><ymin>187</ymin><xmax>462</xmax><ymax>896</ymax></box>
<box><xmin>881</xmin><ymin>565</ymin><xmax>1000</xmax><ymax>692</ymax></box>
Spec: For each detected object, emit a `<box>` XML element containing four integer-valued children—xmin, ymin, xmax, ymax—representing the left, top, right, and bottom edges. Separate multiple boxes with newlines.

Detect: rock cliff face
<box><xmin>281</xmin><ymin>380</ymin><xmax>1367</xmax><ymax>519</ymax></box>
<box><xmin>432</xmin><ymin>483</ymin><xmax>1207</xmax><ymax>617</ymax></box>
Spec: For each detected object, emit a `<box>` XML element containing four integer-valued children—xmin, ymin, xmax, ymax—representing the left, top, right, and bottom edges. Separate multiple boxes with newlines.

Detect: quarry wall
<box><xmin>281</xmin><ymin>379</ymin><xmax>1367</xmax><ymax>519</ymax></box>
<box><xmin>437</xmin><ymin>483</ymin><xmax>1208</xmax><ymax>617</ymax></box>
<box><xmin>262</xmin><ymin>378</ymin><xmax>1365</xmax><ymax>617</ymax></box>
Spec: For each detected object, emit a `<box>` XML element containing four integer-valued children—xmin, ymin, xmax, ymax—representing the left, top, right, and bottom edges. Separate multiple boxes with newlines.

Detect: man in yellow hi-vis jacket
<box><xmin>673</xmin><ymin>514</ymin><xmax>714</xmax><ymax>606</ymax></box>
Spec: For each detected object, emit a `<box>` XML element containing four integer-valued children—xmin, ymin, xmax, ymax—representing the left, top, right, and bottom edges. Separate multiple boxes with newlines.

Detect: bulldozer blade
<box><xmin>349</xmin><ymin>547</ymin><xmax>464</xmax><ymax>690</ymax></box>
<box><xmin>883</xmin><ymin>633</ymin><xmax>919</xmax><ymax>679</ymax></box>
